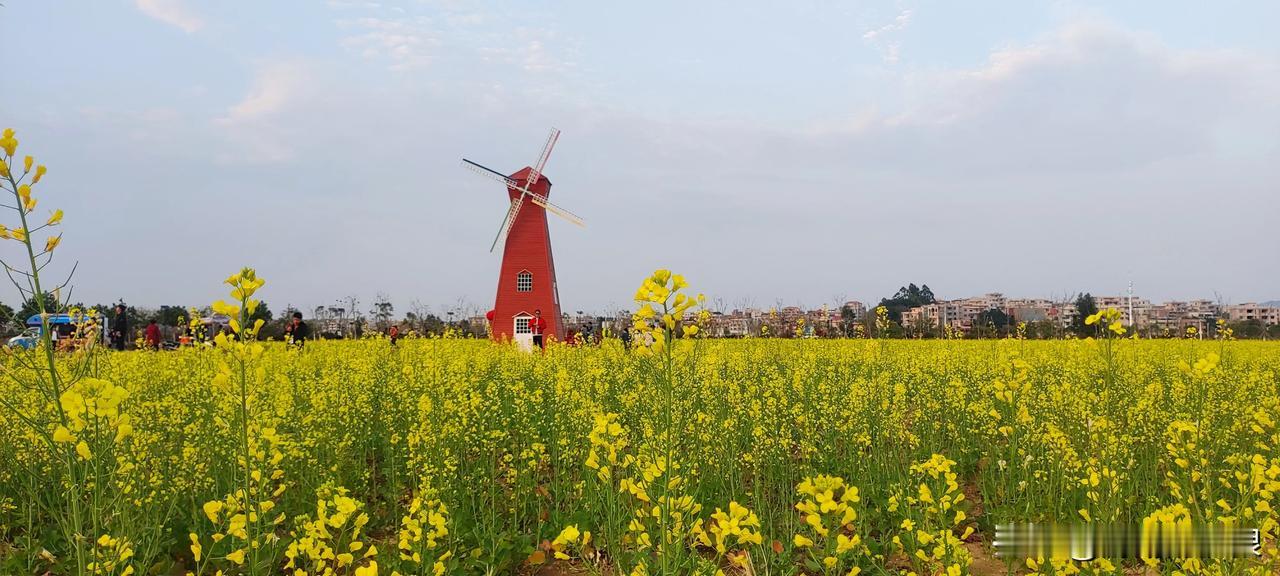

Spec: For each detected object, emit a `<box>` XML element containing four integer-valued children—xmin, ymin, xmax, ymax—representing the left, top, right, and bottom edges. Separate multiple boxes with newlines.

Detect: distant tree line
<box><xmin>2</xmin><ymin>286</ymin><xmax>1275</xmax><ymax>343</ymax></box>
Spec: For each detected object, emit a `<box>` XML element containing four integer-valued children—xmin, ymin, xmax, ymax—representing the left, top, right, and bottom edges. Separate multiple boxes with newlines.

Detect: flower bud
<box><xmin>0</xmin><ymin>134</ymin><xmax>16</xmax><ymax>157</ymax></box>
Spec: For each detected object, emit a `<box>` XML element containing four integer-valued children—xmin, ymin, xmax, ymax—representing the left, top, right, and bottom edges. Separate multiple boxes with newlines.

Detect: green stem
<box><xmin>6</xmin><ymin>159</ymin><xmax>86</xmax><ymax>575</ymax></box>
<box><xmin>236</xmin><ymin>299</ymin><xmax>259</xmax><ymax>574</ymax></box>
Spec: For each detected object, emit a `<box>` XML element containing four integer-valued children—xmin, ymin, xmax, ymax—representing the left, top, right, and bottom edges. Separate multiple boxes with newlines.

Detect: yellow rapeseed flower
<box><xmin>53</xmin><ymin>426</ymin><xmax>75</xmax><ymax>443</ymax></box>
<box><xmin>203</xmin><ymin>500</ymin><xmax>224</xmax><ymax>523</ymax></box>
<box><xmin>0</xmin><ymin>129</ymin><xmax>17</xmax><ymax>156</ymax></box>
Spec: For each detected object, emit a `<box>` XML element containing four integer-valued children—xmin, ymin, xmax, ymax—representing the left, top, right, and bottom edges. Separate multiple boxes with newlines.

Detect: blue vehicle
<box><xmin>7</xmin><ymin>313</ymin><xmax>108</xmax><ymax>350</ymax></box>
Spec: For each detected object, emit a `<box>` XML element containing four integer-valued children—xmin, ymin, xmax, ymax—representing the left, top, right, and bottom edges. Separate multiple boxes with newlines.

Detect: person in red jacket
<box><xmin>531</xmin><ymin>309</ymin><xmax>547</xmax><ymax>350</ymax></box>
<box><xmin>144</xmin><ymin>319</ymin><xmax>162</xmax><ymax>350</ymax></box>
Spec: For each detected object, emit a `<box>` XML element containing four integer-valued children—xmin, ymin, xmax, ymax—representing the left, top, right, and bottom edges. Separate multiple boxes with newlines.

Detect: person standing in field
<box><xmin>531</xmin><ymin>309</ymin><xmax>547</xmax><ymax>351</ymax></box>
<box><xmin>144</xmin><ymin>319</ymin><xmax>161</xmax><ymax>350</ymax></box>
<box><xmin>288</xmin><ymin>311</ymin><xmax>310</xmax><ymax>348</ymax></box>
<box><xmin>389</xmin><ymin>324</ymin><xmax>400</xmax><ymax>346</ymax></box>
<box><xmin>110</xmin><ymin>303</ymin><xmax>128</xmax><ymax>351</ymax></box>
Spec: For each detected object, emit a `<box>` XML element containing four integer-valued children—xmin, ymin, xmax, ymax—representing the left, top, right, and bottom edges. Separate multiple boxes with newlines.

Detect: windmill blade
<box><xmin>490</xmin><ymin>195</ymin><xmax>524</xmax><ymax>252</ymax></box>
<box><xmin>463</xmin><ymin>159</ymin><xmax>518</xmax><ymax>188</ymax></box>
<box><xmin>528</xmin><ymin>193</ymin><xmax>585</xmax><ymax>228</ymax></box>
<box><xmin>524</xmin><ymin>128</ymin><xmax>560</xmax><ymax>190</ymax></box>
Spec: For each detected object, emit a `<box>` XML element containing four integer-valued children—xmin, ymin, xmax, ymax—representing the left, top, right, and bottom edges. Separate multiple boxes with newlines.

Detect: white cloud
<box><xmin>215</xmin><ymin>61</ymin><xmax>313</xmax><ymax>163</ymax></box>
<box><xmin>336</xmin><ymin>16</ymin><xmax>441</xmax><ymax>70</ymax></box>
<box><xmin>863</xmin><ymin>8</ymin><xmax>912</xmax><ymax>64</ymax></box>
<box><xmin>470</xmin><ymin>28</ymin><xmax>575</xmax><ymax>81</ymax></box>
<box><xmin>134</xmin><ymin>0</ymin><xmax>203</xmax><ymax>33</ymax></box>
<box><xmin>221</xmin><ymin>63</ymin><xmax>307</xmax><ymax>122</ymax></box>
<box><xmin>328</xmin><ymin>3</ymin><xmax>576</xmax><ymax>79</ymax></box>
<box><xmin>891</xmin><ymin>21</ymin><xmax>1277</xmax><ymax>153</ymax></box>
<box><xmin>862</xmin><ymin>8</ymin><xmax>911</xmax><ymax>41</ymax></box>
<box><xmin>515</xmin><ymin>29</ymin><xmax>575</xmax><ymax>74</ymax></box>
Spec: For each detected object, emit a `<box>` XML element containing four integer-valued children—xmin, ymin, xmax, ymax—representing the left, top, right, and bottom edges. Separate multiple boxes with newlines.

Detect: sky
<box><xmin>2</xmin><ymin>1</ymin><xmax>1277</xmax><ymax>318</ymax></box>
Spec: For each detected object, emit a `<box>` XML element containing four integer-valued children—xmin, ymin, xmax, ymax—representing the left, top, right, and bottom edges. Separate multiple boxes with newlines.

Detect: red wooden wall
<box><xmin>490</xmin><ymin>166</ymin><xmax>564</xmax><ymax>341</ymax></box>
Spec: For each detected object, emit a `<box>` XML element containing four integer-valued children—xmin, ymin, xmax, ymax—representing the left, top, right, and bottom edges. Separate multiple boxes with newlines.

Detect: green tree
<box><xmin>249</xmin><ymin>300</ymin><xmax>273</xmax><ymax>325</ymax></box>
<box><xmin>876</xmin><ymin>283</ymin><xmax>937</xmax><ymax>323</ymax></box>
<box><xmin>975</xmin><ymin>308</ymin><xmax>1011</xmax><ymax>338</ymax></box>
<box><xmin>1071</xmin><ymin>293</ymin><xmax>1098</xmax><ymax>336</ymax></box>
<box><xmin>406</xmin><ymin>311</ymin><xmax>446</xmax><ymax>335</ymax></box>
<box><xmin>370</xmin><ymin>293</ymin><xmax>394</xmax><ymax>333</ymax></box>
<box><xmin>157</xmin><ymin>305</ymin><xmax>188</xmax><ymax>326</ymax></box>
<box><xmin>839</xmin><ymin>304</ymin><xmax>862</xmax><ymax>337</ymax></box>
<box><xmin>18</xmin><ymin>292</ymin><xmax>60</xmax><ymax>321</ymax></box>
<box><xmin>1028</xmin><ymin>319</ymin><xmax>1058</xmax><ymax>339</ymax></box>
<box><xmin>0</xmin><ymin>300</ymin><xmax>15</xmax><ymax>334</ymax></box>
<box><xmin>1227</xmin><ymin>320</ymin><xmax>1264</xmax><ymax>339</ymax></box>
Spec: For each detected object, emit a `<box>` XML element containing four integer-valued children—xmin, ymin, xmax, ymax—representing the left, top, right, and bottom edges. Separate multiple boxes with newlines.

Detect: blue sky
<box><xmin>3</xmin><ymin>1</ymin><xmax>1277</xmax><ymax>317</ymax></box>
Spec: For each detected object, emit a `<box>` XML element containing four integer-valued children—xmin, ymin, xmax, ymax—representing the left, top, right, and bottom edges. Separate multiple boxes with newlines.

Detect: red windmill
<box><xmin>463</xmin><ymin>128</ymin><xmax>584</xmax><ymax>348</ymax></box>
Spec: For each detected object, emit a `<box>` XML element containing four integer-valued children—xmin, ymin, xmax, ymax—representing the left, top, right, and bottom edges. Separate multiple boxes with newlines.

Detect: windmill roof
<box><xmin>509</xmin><ymin>166</ymin><xmax>551</xmax><ymax>186</ymax></box>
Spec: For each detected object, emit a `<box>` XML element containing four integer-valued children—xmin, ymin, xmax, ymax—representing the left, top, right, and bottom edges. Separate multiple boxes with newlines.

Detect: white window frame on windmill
<box><xmin>517</xmin><ymin>270</ymin><xmax>533</xmax><ymax>292</ymax></box>
<box><xmin>512</xmin><ymin>312</ymin><xmax>534</xmax><ymax>351</ymax></box>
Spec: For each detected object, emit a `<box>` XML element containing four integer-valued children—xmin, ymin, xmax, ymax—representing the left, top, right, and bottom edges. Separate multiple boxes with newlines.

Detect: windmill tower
<box><xmin>463</xmin><ymin>128</ymin><xmax>584</xmax><ymax>347</ymax></box>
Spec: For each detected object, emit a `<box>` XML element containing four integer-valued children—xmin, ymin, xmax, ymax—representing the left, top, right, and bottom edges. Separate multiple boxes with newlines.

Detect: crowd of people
<box><xmin>74</xmin><ymin>303</ymin><xmax>618</xmax><ymax>354</ymax></box>
<box><xmin>103</xmin><ymin>305</ymin><xmax>312</xmax><ymax>351</ymax></box>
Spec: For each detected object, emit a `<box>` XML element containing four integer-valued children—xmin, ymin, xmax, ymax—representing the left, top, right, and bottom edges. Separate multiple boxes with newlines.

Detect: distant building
<box><xmin>1001</xmin><ymin>297</ymin><xmax>1055</xmax><ymax>324</ymax></box>
<box><xmin>570</xmin><ymin>293</ymin><xmax>1256</xmax><ymax>340</ymax></box>
<box><xmin>1225</xmin><ymin>303</ymin><xmax>1280</xmax><ymax>326</ymax></box>
<box><xmin>1150</xmin><ymin>300</ymin><xmax>1220</xmax><ymax>332</ymax></box>
<box><xmin>897</xmin><ymin>293</ymin><xmax>1186</xmax><ymax>334</ymax></box>
<box><xmin>709</xmin><ymin>314</ymin><xmax>751</xmax><ymax>337</ymax></box>
<box><xmin>898</xmin><ymin>293</ymin><xmax>1016</xmax><ymax>333</ymax></box>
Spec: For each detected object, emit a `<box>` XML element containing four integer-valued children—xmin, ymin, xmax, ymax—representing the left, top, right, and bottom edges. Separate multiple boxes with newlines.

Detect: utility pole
<box><xmin>1127</xmin><ymin>280</ymin><xmax>1135</xmax><ymax>329</ymax></box>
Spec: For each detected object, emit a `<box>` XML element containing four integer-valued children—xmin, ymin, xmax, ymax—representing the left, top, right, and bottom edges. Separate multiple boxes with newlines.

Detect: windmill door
<box><xmin>513</xmin><ymin>314</ymin><xmax>534</xmax><ymax>351</ymax></box>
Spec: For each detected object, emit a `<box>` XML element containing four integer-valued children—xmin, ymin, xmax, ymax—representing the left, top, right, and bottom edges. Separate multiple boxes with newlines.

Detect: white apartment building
<box><xmin>901</xmin><ymin>299</ymin><xmax>988</xmax><ymax>332</ymax></box>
